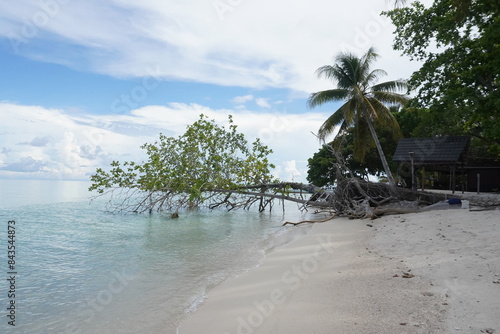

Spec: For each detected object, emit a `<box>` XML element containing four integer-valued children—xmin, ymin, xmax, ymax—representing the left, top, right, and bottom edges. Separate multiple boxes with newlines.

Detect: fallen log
<box><xmin>328</xmin><ymin>179</ymin><xmax>461</xmax><ymax>219</ymax></box>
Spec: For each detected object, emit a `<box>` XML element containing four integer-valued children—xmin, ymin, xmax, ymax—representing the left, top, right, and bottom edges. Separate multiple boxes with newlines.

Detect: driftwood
<box><xmin>329</xmin><ymin>178</ymin><xmax>454</xmax><ymax>219</ymax></box>
<box><xmin>305</xmin><ymin>179</ymin><xmax>499</xmax><ymax>219</ymax></box>
<box><xmin>283</xmin><ymin>214</ymin><xmax>336</xmax><ymax>226</ymax></box>
<box><xmin>297</xmin><ymin>141</ymin><xmax>462</xmax><ymax>220</ymax></box>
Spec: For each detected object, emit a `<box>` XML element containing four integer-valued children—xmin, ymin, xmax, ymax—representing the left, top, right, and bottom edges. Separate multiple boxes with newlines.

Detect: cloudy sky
<box><xmin>0</xmin><ymin>0</ymin><xmax>431</xmax><ymax>182</ymax></box>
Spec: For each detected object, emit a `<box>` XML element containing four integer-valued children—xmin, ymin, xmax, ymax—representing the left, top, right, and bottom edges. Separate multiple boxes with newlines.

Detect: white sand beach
<box><xmin>178</xmin><ymin>205</ymin><xmax>500</xmax><ymax>334</ymax></box>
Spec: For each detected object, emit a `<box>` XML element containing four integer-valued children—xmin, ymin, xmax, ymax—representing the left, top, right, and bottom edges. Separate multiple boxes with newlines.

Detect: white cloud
<box><xmin>255</xmin><ymin>98</ymin><xmax>271</xmax><ymax>108</ymax></box>
<box><xmin>0</xmin><ymin>103</ymin><xmax>149</xmax><ymax>179</ymax></box>
<box><xmin>283</xmin><ymin>160</ymin><xmax>302</xmax><ymax>181</ymax></box>
<box><xmin>18</xmin><ymin>136</ymin><xmax>51</xmax><ymax>147</ymax></box>
<box><xmin>0</xmin><ymin>0</ymin><xmax>434</xmax><ymax>93</ymax></box>
<box><xmin>231</xmin><ymin>95</ymin><xmax>272</xmax><ymax>109</ymax></box>
<box><xmin>1</xmin><ymin>156</ymin><xmax>53</xmax><ymax>173</ymax></box>
<box><xmin>230</xmin><ymin>94</ymin><xmax>254</xmax><ymax>104</ymax></box>
<box><xmin>0</xmin><ymin>102</ymin><xmax>327</xmax><ymax>182</ymax></box>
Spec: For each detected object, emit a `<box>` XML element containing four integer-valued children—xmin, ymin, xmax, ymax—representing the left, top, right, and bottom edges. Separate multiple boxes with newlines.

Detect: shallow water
<box><xmin>0</xmin><ymin>179</ymin><xmax>311</xmax><ymax>333</ymax></box>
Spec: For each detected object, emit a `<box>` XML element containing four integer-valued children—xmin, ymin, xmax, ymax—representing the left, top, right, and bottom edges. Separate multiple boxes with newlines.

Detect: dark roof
<box><xmin>393</xmin><ymin>136</ymin><xmax>470</xmax><ymax>165</ymax></box>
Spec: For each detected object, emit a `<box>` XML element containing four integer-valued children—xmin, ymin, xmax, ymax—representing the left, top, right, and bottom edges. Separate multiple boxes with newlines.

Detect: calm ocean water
<box><xmin>0</xmin><ymin>179</ymin><xmax>312</xmax><ymax>334</ymax></box>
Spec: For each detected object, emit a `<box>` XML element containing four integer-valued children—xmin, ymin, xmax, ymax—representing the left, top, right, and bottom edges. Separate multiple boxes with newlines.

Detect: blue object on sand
<box><xmin>448</xmin><ymin>198</ymin><xmax>462</xmax><ymax>205</ymax></box>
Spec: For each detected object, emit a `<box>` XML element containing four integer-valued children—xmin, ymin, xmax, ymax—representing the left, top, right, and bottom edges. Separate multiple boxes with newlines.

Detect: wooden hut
<box><xmin>393</xmin><ymin>136</ymin><xmax>500</xmax><ymax>193</ymax></box>
<box><xmin>393</xmin><ymin>136</ymin><xmax>470</xmax><ymax>192</ymax></box>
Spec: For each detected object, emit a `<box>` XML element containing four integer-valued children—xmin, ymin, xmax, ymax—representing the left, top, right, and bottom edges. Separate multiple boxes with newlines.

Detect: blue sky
<box><xmin>0</xmin><ymin>0</ymin><xmax>429</xmax><ymax>182</ymax></box>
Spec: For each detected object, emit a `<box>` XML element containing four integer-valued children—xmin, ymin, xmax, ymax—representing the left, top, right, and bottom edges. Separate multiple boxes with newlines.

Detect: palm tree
<box><xmin>308</xmin><ymin>47</ymin><xmax>409</xmax><ymax>186</ymax></box>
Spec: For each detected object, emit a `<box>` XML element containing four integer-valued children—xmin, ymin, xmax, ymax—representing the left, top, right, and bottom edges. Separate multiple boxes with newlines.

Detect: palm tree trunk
<box><xmin>365</xmin><ymin>116</ymin><xmax>396</xmax><ymax>186</ymax></box>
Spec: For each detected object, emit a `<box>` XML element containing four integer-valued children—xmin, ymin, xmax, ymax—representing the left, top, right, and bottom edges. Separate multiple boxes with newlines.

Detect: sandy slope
<box><xmin>178</xmin><ymin>207</ymin><xmax>499</xmax><ymax>334</ymax></box>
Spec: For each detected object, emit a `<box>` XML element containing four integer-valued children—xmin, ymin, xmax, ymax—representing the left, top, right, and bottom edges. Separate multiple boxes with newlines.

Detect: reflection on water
<box><xmin>0</xmin><ymin>179</ymin><xmax>312</xmax><ymax>334</ymax></box>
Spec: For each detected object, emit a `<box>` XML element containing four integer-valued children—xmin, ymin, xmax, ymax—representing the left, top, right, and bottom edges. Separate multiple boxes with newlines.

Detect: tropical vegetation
<box><xmin>383</xmin><ymin>0</ymin><xmax>499</xmax><ymax>156</ymax></box>
<box><xmin>89</xmin><ymin>115</ymin><xmax>279</xmax><ymax>213</ymax></box>
<box><xmin>308</xmin><ymin>0</ymin><xmax>499</xmax><ymax>186</ymax></box>
<box><xmin>307</xmin><ymin>47</ymin><xmax>409</xmax><ymax>185</ymax></box>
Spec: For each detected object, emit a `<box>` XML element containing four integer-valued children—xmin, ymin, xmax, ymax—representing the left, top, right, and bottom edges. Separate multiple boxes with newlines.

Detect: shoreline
<box><xmin>178</xmin><ymin>207</ymin><xmax>500</xmax><ymax>333</ymax></box>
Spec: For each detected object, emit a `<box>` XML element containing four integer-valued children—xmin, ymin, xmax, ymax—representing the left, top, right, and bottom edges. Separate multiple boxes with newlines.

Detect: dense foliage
<box><xmin>89</xmin><ymin>115</ymin><xmax>277</xmax><ymax>212</ymax></box>
<box><xmin>309</xmin><ymin>0</ymin><xmax>499</xmax><ymax>186</ymax></box>
<box><xmin>383</xmin><ymin>0</ymin><xmax>500</xmax><ymax>156</ymax></box>
<box><xmin>306</xmin><ymin>123</ymin><xmax>400</xmax><ymax>187</ymax></box>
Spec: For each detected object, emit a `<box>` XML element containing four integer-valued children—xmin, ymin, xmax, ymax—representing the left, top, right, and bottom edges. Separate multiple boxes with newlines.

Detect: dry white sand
<box><xmin>372</xmin><ymin>208</ymin><xmax>500</xmax><ymax>333</ymax></box>
<box><xmin>178</xmin><ymin>206</ymin><xmax>500</xmax><ymax>334</ymax></box>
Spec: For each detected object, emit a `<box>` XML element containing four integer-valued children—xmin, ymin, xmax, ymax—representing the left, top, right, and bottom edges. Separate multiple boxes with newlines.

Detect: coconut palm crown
<box><xmin>308</xmin><ymin>47</ymin><xmax>409</xmax><ymax>185</ymax></box>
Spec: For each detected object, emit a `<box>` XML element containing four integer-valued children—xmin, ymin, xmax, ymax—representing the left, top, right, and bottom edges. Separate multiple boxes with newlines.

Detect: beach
<box><xmin>179</xmin><ymin>206</ymin><xmax>500</xmax><ymax>333</ymax></box>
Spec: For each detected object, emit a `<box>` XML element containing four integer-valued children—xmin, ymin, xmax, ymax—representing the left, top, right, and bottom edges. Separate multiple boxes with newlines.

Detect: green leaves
<box><xmin>89</xmin><ymin>114</ymin><xmax>276</xmax><ymax>212</ymax></box>
<box><xmin>308</xmin><ymin>48</ymin><xmax>409</xmax><ymax>184</ymax></box>
<box><xmin>384</xmin><ymin>0</ymin><xmax>499</xmax><ymax>157</ymax></box>
<box><xmin>307</xmin><ymin>123</ymin><xmax>400</xmax><ymax>186</ymax></box>
<box><xmin>307</xmin><ymin>89</ymin><xmax>350</xmax><ymax>109</ymax></box>
<box><xmin>308</xmin><ymin>48</ymin><xmax>409</xmax><ymax>146</ymax></box>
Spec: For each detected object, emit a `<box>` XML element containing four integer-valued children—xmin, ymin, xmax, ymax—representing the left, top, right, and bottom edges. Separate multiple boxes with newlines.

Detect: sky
<box><xmin>0</xmin><ymin>0</ymin><xmax>431</xmax><ymax>182</ymax></box>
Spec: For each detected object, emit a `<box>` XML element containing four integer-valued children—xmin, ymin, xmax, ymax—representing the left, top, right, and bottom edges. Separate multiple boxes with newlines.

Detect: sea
<box><xmin>0</xmin><ymin>179</ymin><xmax>313</xmax><ymax>334</ymax></box>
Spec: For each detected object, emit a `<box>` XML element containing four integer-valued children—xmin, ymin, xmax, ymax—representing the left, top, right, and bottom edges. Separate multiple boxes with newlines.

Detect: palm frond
<box><xmin>331</xmin><ymin>120</ymin><xmax>351</xmax><ymax>147</ymax></box>
<box><xmin>359</xmin><ymin>47</ymin><xmax>379</xmax><ymax>78</ymax></box>
<box><xmin>344</xmin><ymin>57</ymin><xmax>361</xmax><ymax>86</ymax></box>
<box><xmin>362</xmin><ymin>69</ymin><xmax>387</xmax><ymax>89</ymax></box>
<box><xmin>334</xmin><ymin>50</ymin><xmax>357</xmax><ymax>66</ymax></box>
<box><xmin>352</xmin><ymin>86</ymin><xmax>368</xmax><ymax>111</ymax></box>
<box><xmin>360</xmin><ymin>95</ymin><xmax>380</xmax><ymax>120</ymax></box>
<box><xmin>352</xmin><ymin>116</ymin><xmax>374</xmax><ymax>162</ymax></box>
<box><xmin>343</xmin><ymin>98</ymin><xmax>357</xmax><ymax>125</ymax></box>
<box><xmin>367</xmin><ymin>98</ymin><xmax>403</xmax><ymax>139</ymax></box>
<box><xmin>315</xmin><ymin>65</ymin><xmax>336</xmax><ymax>82</ymax></box>
<box><xmin>371</xmin><ymin>79</ymin><xmax>409</xmax><ymax>93</ymax></box>
<box><xmin>307</xmin><ymin>89</ymin><xmax>350</xmax><ymax>108</ymax></box>
<box><xmin>317</xmin><ymin>100</ymin><xmax>354</xmax><ymax>141</ymax></box>
<box><xmin>371</xmin><ymin>90</ymin><xmax>409</xmax><ymax>105</ymax></box>
<box><xmin>333</xmin><ymin>52</ymin><xmax>363</xmax><ymax>88</ymax></box>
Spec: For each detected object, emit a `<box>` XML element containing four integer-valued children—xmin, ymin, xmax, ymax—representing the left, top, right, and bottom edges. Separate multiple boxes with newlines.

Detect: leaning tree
<box><xmin>90</xmin><ymin>112</ymin><xmax>481</xmax><ymax>221</ymax></box>
<box><xmin>308</xmin><ymin>47</ymin><xmax>409</xmax><ymax>186</ymax></box>
<box><xmin>89</xmin><ymin>114</ymin><xmax>324</xmax><ymax>214</ymax></box>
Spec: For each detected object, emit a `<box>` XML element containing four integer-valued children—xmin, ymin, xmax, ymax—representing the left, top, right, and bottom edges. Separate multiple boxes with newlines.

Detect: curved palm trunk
<box><xmin>365</xmin><ymin>115</ymin><xmax>396</xmax><ymax>186</ymax></box>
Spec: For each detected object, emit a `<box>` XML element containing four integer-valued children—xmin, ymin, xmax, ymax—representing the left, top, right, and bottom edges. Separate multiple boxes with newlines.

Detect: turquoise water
<box><xmin>0</xmin><ymin>180</ymin><xmax>311</xmax><ymax>333</ymax></box>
